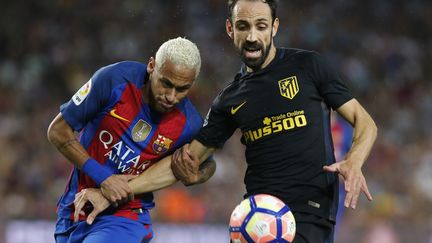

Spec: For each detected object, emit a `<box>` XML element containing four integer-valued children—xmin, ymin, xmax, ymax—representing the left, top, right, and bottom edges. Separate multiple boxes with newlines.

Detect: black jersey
<box><xmin>196</xmin><ymin>48</ymin><xmax>353</xmax><ymax>221</ymax></box>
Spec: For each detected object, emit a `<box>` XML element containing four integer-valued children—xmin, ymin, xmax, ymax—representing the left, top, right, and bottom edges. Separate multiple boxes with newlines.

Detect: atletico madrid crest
<box><xmin>152</xmin><ymin>134</ymin><xmax>173</xmax><ymax>154</ymax></box>
<box><xmin>278</xmin><ymin>76</ymin><xmax>299</xmax><ymax>100</ymax></box>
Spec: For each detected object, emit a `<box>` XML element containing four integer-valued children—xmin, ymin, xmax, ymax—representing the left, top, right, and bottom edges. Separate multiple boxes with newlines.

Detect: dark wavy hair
<box><xmin>228</xmin><ymin>0</ymin><xmax>279</xmax><ymax>22</ymax></box>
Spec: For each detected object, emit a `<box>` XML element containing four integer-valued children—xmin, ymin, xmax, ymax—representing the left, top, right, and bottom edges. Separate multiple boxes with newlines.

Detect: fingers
<box><xmin>344</xmin><ymin>176</ymin><xmax>372</xmax><ymax>209</ymax></box>
<box><xmin>101</xmin><ymin>176</ymin><xmax>133</xmax><ymax>205</ymax></box>
<box><xmin>183</xmin><ymin>143</ymin><xmax>190</xmax><ymax>151</ymax></box>
<box><xmin>172</xmin><ymin>148</ymin><xmax>180</xmax><ymax>163</ymax></box>
<box><xmin>74</xmin><ymin>190</ymin><xmax>89</xmax><ymax>222</ymax></box>
<box><xmin>323</xmin><ymin>164</ymin><xmax>339</xmax><ymax>173</ymax></box>
<box><xmin>111</xmin><ymin>195</ymin><xmax>130</xmax><ymax>208</ymax></box>
<box><xmin>186</xmin><ymin>149</ymin><xmax>198</xmax><ymax>162</ymax></box>
<box><xmin>181</xmin><ymin>144</ymin><xmax>191</xmax><ymax>161</ymax></box>
<box><xmin>362</xmin><ymin>180</ymin><xmax>373</xmax><ymax>201</ymax></box>
<box><xmin>171</xmin><ymin>149</ymin><xmax>181</xmax><ymax>170</ymax></box>
<box><xmin>349</xmin><ymin>179</ymin><xmax>361</xmax><ymax>209</ymax></box>
<box><xmin>116</xmin><ymin>174</ymin><xmax>136</xmax><ymax>203</ymax></box>
<box><xmin>102</xmin><ymin>189</ymin><xmax>121</xmax><ymax>205</ymax></box>
<box><xmin>86</xmin><ymin>207</ymin><xmax>102</xmax><ymax>225</ymax></box>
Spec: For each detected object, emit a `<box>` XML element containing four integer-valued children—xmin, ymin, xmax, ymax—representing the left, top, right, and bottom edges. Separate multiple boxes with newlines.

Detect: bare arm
<box><xmin>324</xmin><ymin>98</ymin><xmax>378</xmax><ymax>209</ymax></box>
<box><xmin>128</xmin><ymin>139</ymin><xmax>216</xmax><ymax>194</ymax></box>
<box><xmin>336</xmin><ymin>98</ymin><xmax>377</xmax><ymax>169</ymax></box>
<box><xmin>47</xmin><ymin>113</ymin><xmax>134</xmax><ymax>205</ymax></box>
<box><xmin>47</xmin><ymin>113</ymin><xmax>90</xmax><ymax>167</ymax></box>
<box><xmin>74</xmin><ymin>140</ymin><xmax>215</xmax><ymax>224</ymax></box>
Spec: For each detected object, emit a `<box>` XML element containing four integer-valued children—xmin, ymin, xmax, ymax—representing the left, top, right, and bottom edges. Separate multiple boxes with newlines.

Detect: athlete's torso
<box><xmin>197</xmin><ymin>48</ymin><xmax>353</xmax><ymax>220</ymax></box>
<box><xmin>57</xmin><ymin>61</ymin><xmax>203</xmax><ymax>223</ymax></box>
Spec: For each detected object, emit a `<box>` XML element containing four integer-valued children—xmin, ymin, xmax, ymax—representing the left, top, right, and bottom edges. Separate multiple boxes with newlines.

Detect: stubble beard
<box><xmin>238</xmin><ymin>38</ymin><xmax>273</xmax><ymax>72</ymax></box>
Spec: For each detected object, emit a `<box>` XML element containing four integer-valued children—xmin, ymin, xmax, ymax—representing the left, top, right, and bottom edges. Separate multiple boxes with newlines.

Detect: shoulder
<box><xmin>95</xmin><ymin>61</ymin><xmax>147</xmax><ymax>87</ymax></box>
<box><xmin>178</xmin><ymin>97</ymin><xmax>204</xmax><ymax>128</ymax></box>
<box><xmin>278</xmin><ymin>47</ymin><xmax>322</xmax><ymax>65</ymax></box>
<box><xmin>211</xmin><ymin>77</ymin><xmax>243</xmax><ymax>108</ymax></box>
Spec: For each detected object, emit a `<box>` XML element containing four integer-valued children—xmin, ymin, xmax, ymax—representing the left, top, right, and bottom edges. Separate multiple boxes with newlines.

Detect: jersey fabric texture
<box><xmin>55</xmin><ymin>216</ymin><xmax>153</xmax><ymax>243</ymax></box>
<box><xmin>56</xmin><ymin>61</ymin><xmax>203</xmax><ymax>236</ymax></box>
<box><xmin>196</xmin><ymin>48</ymin><xmax>353</xmax><ymax>222</ymax></box>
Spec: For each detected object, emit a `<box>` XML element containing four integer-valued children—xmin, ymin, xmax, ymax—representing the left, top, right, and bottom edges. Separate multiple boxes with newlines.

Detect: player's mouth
<box><xmin>244</xmin><ymin>48</ymin><xmax>262</xmax><ymax>59</ymax></box>
<box><xmin>242</xmin><ymin>43</ymin><xmax>263</xmax><ymax>59</ymax></box>
<box><xmin>159</xmin><ymin>100</ymin><xmax>174</xmax><ymax>110</ymax></box>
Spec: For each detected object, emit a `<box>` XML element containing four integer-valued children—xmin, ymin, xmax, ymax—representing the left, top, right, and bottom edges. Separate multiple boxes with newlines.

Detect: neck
<box><xmin>142</xmin><ymin>80</ymin><xmax>150</xmax><ymax>103</ymax></box>
<box><xmin>246</xmin><ymin>44</ymin><xmax>277</xmax><ymax>73</ymax></box>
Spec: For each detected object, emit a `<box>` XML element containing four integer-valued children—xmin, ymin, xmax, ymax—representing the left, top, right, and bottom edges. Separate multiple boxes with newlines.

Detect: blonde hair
<box><xmin>155</xmin><ymin>37</ymin><xmax>201</xmax><ymax>78</ymax></box>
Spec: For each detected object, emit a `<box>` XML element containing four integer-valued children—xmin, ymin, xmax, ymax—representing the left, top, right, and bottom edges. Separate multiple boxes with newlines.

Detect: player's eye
<box><xmin>176</xmin><ymin>87</ymin><xmax>189</xmax><ymax>93</ymax></box>
<box><xmin>257</xmin><ymin>24</ymin><xmax>268</xmax><ymax>31</ymax></box>
<box><xmin>161</xmin><ymin>80</ymin><xmax>173</xmax><ymax>88</ymax></box>
<box><xmin>236</xmin><ymin>23</ymin><xmax>249</xmax><ymax>31</ymax></box>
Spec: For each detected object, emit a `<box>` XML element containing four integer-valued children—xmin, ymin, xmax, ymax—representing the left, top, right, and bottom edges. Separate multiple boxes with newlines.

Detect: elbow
<box><xmin>47</xmin><ymin>120</ymin><xmax>57</xmax><ymax>145</ymax></box>
<box><xmin>47</xmin><ymin>114</ymin><xmax>72</xmax><ymax>148</ymax></box>
<box><xmin>370</xmin><ymin>120</ymin><xmax>378</xmax><ymax>142</ymax></box>
<box><xmin>47</xmin><ymin>121</ymin><xmax>63</xmax><ymax>148</ymax></box>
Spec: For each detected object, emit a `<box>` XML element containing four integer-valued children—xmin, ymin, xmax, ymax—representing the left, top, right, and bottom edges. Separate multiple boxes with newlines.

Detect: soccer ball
<box><xmin>229</xmin><ymin>194</ymin><xmax>296</xmax><ymax>243</ymax></box>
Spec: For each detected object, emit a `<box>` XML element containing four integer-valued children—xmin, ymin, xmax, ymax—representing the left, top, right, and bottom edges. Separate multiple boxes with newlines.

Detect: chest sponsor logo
<box><xmin>278</xmin><ymin>76</ymin><xmax>299</xmax><ymax>100</ymax></box>
<box><xmin>243</xmin><ymin>110</ymin><xmax>308</xmax><ymax>143</ymax></box>
<box><xmin>132</xmin><ymin>119</ymin><xmax>152</xmax><ymax>142</ymax></box>
<box><xmin>231</xmin><ymin>101</ymin><xmax>247</xmax><ymax>115</ymax></box>
<box><xmin>109</xmin><ymin>109</ymin><xmax>130</xmax><ymax>122</ymax></box>
<box><xmin>72</xmin><ymin>79</ymin><xmax>92</xmax><ymax>105</ymax></box>
<box><xmin>99</xmin><ymin>130</ymin><xmax>152</xmax><ymax>174</ymax></box>
<box><xmin>153</xmin><ymin>134</ymin><xmax>173</xmax><ymax>154</ymax></box>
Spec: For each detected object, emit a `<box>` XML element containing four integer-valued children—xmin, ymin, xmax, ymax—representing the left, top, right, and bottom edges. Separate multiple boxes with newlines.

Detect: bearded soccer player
<box><xmin>169</xmin><ymin>1</ymin><xmax>377</xmax><ymax>242</ymax></box>
<box><xmin>73</xmin><ymin>1</ymin><xmax>377</xmax><ymax>242</ymax></box>
<box><xmin>47</xmin><ymin>37</ymin><xmax>215</xmax><ymax>243</ymax></box>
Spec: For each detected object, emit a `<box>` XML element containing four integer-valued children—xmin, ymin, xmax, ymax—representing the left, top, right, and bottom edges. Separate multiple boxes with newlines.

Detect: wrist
<box><xmin>81</xmin><ymin>158</ymin><xmax>113</xmax><ymax>186</ymax></box>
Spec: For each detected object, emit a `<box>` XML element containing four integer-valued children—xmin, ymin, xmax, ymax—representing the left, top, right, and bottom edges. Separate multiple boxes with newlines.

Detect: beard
<box><xmin>238</xmin><ymin>39</ymin><xmax>272</xmax><ymax>71</ymax></box>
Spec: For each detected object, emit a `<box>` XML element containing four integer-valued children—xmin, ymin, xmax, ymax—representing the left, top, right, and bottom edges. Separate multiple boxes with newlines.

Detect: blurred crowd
<box><xmin>1</xmin><ymin>0</ymin><xmax>431</xmax><ymax>242</ymax></box>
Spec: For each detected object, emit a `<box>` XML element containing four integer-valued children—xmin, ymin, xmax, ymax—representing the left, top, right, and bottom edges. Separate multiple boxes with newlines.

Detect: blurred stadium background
<box><xmin>1</xmin><ymin>0</ymin><xmax>431</xmax><ymax>242</ymax></box>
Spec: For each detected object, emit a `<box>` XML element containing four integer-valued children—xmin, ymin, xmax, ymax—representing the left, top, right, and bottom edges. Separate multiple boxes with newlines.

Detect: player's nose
<box><xmin>246</xmin><ymin>28</ymin><xmax>258</xmax><ymax>42</ymax></box>
<box><xmin>165</xmin><ymin>88</ymin><xmax>176</xmax><ymax>103</ymax></box>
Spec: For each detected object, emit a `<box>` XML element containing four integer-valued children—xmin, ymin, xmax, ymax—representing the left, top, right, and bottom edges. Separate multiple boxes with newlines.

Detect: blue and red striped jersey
<box><xmin>57</xmin><ymin>61</ymin><xmax>203</xmax><ymax>224</ymax></box>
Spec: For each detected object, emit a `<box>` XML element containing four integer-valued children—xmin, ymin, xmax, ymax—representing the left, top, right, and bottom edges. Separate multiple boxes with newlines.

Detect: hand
<box><xmin>171</xmin><ymin>144</ymin><xmax>201</xmax><ymax>186</ymax></box>
<box><xmin>323</xmin><ymin>160</ymin><xmax>373</xmax><ymax>209</ymax></box>
<box><xmin>74</xmin><ymin>188</ymin><xmax>110</xmax><ymax>225</ymax></box>
<box><xmin>100</xmin><ymin>174</ymin><xmax>137</xmax><ymax>207</ymax></box>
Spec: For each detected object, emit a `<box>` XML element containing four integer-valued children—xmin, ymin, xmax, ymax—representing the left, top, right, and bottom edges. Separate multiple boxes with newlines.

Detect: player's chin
<box><xmin>155</xmin><ymin>103</ymin><xmax>174</xmax><ymax>113</ymax></box>
<box><xmin>243</xmin><ymin>57</ymin><xmax>264</xmax><ymax>70</ymax></box>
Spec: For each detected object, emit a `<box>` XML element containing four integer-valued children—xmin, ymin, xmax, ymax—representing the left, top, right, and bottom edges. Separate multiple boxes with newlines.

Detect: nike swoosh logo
<box><xmin>231</xmin><ymin>101</ymin><xmax>247</xmax><ymax>115</ymax></box>
<box><xmin>109</xmin><ymin>109</ymin><xmax>130</xmax><ymax>122</ymax></box>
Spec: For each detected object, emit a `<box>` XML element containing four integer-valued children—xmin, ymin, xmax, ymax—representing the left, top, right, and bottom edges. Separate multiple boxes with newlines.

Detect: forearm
<box><xmin>128</xmin><ymin>140</ymin><xmax>217</xmax><ymax>194</ymax></box>
<box><xmin>338</xmin><ymin>99</ymin><xmax>378</xmax><ymax>167</ymax></box>
<box><xmin>128</xmin><ymin>156</ymin><xmax>177</xmax><ymax>195</ymax></box>
<box><xmin>48</xmin><ymin>113</ymin><xmax>113</xmax><ymax>185</ymax></box>
<box><xmin>345</xmin><ymin>112</ymin><xmax>377</xmax><ymax>167</ymax></box>
<box><xmin>189</xmin><ymin>139</ymin><xmax>216</xmax><ymax>164</ymax></box>
<box><xmin>47</xmin><ymin>113</ymin><xmax>90</xmax><ymax>168</ymax></box>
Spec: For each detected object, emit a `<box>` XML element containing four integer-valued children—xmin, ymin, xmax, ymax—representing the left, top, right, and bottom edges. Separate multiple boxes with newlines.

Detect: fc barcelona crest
<box><xmin>278</xmin><ymin>76</ymin><xmax>299</xmax><ymax>100</ymax></box>
<box><xmin>132</xmin><ymin>119</ymin><xmax>152</xmax><ymax>142</ymax></box>
<box><xmin>153</xmin><ymin>134</ymin><xmax>173</xmax><ymax>154</ymax></box>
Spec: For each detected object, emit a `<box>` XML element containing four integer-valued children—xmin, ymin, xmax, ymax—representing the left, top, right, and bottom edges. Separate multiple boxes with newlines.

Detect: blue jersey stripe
<box><xmin>80</xmin><ymin>82</ymin><xmax>128</xmax><ymax>149</ymax></box>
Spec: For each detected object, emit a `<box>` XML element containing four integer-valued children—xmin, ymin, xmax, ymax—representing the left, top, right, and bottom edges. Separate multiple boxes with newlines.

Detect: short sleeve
<box><xmin>195</xmin><ymin>94</ymin><xmax>237</xmax><ymax>148</ymax></box>
<box><xmin>60</xmin><ymin>66</ymin><xmax>114</xmax><ymax>131</ymax></box>
<box><xmin>310</xmin><ymin>53</ymin><xmax>353</xmax><ymax>109</ymax></box>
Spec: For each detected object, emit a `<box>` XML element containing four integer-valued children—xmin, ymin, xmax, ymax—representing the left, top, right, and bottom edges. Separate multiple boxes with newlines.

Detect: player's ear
<box><xmin>226</xmin><ymin>19</ymin><xmax>234</xmax><ymax>39</ymax></box>
<box><xmin>147</xmin><ymin>57</ymin><xmax>155</xmax><ymax>74</ymax></box>
<box><xmin>272</xmin><ymin>18</ymin><xmax>279</xmax><ymax>38</ymax></box>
